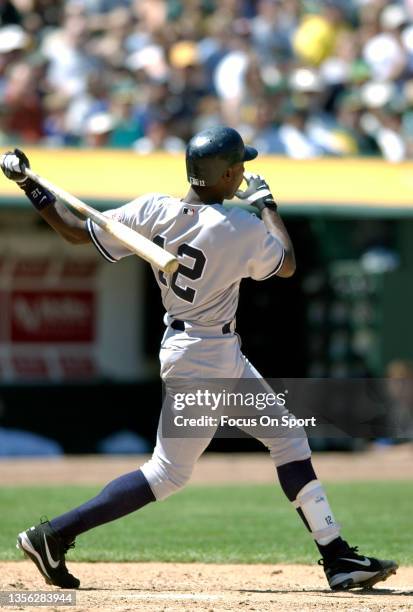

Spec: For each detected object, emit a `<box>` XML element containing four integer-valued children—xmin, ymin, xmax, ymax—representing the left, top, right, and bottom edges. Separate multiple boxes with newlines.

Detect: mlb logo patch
<box><xmin>183</xmin><ymin>207</ymin><xmax>195</xmax><ymax>216</ymax></box>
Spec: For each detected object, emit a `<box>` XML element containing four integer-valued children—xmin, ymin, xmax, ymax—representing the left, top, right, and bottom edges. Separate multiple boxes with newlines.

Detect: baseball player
<box><xmin>1</xmin><ymin>127</ymin><xmax>397</xmax><ymax>591</ymax></box>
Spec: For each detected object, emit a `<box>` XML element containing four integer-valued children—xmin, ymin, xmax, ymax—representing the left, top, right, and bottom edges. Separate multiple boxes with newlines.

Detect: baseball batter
<box><xmin>1</xmin><ymin>127</ymin><xmax>397</xmax><ymax>591</ymax></box>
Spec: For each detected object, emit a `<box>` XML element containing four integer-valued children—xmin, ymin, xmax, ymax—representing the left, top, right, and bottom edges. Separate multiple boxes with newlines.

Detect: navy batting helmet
<box><xmin>186</xmin><ymin>126</ymin><xmax>258</xmax><ymax>187</ymax></box>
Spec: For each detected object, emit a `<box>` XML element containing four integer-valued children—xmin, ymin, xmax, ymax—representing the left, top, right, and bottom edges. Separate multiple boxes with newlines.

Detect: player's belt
<box><xmin>171</xmin><ymin>320</ymin><xmax>232</xmax><ymax>334</ymax></box>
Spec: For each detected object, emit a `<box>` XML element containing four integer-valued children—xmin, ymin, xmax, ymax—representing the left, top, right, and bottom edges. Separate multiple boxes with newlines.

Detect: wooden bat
<box><xmin>24</xmin><ymin>167</ymin><xmax>179</xmax><ymax>274</ymax></box>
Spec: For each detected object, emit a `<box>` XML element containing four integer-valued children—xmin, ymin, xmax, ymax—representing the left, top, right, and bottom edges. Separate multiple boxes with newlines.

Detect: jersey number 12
<box><xmin>153</xmin><ymin>235</ymin><xmax>206</xmax><ymax>303</ymax></box>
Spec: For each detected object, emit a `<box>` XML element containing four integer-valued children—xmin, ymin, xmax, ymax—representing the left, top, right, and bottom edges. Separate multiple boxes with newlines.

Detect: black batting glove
<box><xmin>235</xmin><ymin>172</ymin><xmax>277</xmax><ymax>213</ymax></box>
<box><xmin>0</xmin><ymin>148</ymin><xmax>30</xmax><ymax>182</ymax></box>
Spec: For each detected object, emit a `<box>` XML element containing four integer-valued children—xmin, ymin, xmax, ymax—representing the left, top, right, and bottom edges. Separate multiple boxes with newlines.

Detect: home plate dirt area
<box><xmin>1</xmin><ymin>446</ymin><xmax>412</xmax><ymax>612</ymax></box>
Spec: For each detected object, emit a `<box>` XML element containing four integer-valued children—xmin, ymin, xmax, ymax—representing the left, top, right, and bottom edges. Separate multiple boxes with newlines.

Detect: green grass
<box><xmin>0</xmin><ymin>482</ymin><xmax>411</xmax><ymax>564</ymax></box>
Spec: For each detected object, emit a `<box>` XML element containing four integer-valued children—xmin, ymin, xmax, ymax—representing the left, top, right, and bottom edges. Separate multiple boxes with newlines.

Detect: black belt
<box><xmin>171</xmin><ymin>320</ymin><xmax>232</xmax><ymax>334</ymax></box>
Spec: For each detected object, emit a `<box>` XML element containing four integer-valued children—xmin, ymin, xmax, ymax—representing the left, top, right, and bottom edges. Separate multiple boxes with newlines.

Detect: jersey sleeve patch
<box><xmin>86</xmin><ymin>218</ymin><xmax>118</xmax><ymax>263</ymax></box>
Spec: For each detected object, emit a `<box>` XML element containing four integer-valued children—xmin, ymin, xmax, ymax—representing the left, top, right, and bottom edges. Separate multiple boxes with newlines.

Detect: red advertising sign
<box><xmin>0</xmin><ymin>243</ymin><xmax>140</xmax><ymax>381</ymax></box>
<box><xmin>11</xmin><ymin>356</ymin><xmax>48</xmax><ymax>378</ymax></box>
<box><xmin>12</xmin><ymin>258</ymin><xmax>50</xmax><ymax>279</ymax></box>
<box><xmin>61</xmin><ymin>260</ymin><xmax>98</xmax><ymax>279</ymax></box>
<box><xmin>59</xmin><ymin>356</ymin><xmax>96</xmax><ymax>379</ymax></box>
<box><xmin>10</xmin><ymin>291</ymin><xmax>95</xmax><ymax>343</ymax></box>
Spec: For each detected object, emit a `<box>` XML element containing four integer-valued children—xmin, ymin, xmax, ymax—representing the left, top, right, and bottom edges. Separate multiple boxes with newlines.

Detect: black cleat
<box><xmin>16</xmin><ymin>520</ymin><xmax>80</xmax><ymax>589</ymax></box>
<box><xmin>320</xmin><ymin>546</ymin><xmax>398</xmax><ymax>590</ymax></box>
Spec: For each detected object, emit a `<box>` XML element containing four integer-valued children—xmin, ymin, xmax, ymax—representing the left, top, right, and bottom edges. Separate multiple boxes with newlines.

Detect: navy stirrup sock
<box><xmin>276</xmin><ymin>458</ymin><xmax>317</xmax><ymax>501</ymax></box>
<box><xmin>50</xmin><ymin>470</ymin><xmax>155</xmax><ymax>542</ymax></box>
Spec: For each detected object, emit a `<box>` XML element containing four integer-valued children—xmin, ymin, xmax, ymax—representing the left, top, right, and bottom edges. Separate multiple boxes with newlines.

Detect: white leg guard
<box><xmin>293</xmin><ymin>480</ymin><xmax>341</xmax><ymax>545</ymax></box>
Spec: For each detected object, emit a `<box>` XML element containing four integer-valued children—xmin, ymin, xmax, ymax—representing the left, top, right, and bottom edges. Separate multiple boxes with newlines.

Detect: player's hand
<box><xmin>235</xmin><ymin>172</ymin><xmax>277</xmax><ymax>212</ymax></box>
<box><xmin>0</xmin><ymin>148</ymin><xmax>30</xmax><ymax>182</ymax></box>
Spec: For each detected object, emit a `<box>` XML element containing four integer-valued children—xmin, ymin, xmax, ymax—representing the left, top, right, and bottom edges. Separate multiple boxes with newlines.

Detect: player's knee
<box><xmin>267</xmin><ymin>434</ymin><xmax>311</xmax><ymax>468</ymax></box>
<box><xmin>140</xmin><ymin>456</ymin><xmax>193</xmax><ymax>501</ymax></box>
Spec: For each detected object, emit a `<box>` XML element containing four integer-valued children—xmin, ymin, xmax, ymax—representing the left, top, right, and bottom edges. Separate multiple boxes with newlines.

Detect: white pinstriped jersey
<box><xmin>87</xmin><ymin>193</ymin><xmax>284</xmax><ymax>326</ymax></box>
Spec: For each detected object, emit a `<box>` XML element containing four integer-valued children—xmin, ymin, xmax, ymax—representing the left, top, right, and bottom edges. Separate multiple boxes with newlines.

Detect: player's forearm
<box><xmin>0</xmin><ymin>150</ymin><xmax>89</xmax><ymax>245</ymax></box>
<box><xmin>261</xmin><ymin>208</ymin><xmax>296</xmax><ymax>277</ymax></box>
<box><xmin>38</xmin><ymin>199</ymin><xmax>90</xmax><ymax>245</ymax></box>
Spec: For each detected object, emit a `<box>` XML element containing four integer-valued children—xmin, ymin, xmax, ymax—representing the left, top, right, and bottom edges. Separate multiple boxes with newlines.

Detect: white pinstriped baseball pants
<box><xmin>141</xmin><ymin>324</ymin><xmax>311</xmax><ymax>500</ymax></box>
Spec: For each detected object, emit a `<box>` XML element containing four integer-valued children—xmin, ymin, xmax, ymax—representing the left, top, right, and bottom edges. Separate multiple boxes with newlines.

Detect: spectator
<box><xmin>17</xmin><ymin>0</ymin><xmax>62</xmax><ymax>38</ymax></box>
<box><xmin>41</xmin><ymin>3</ymin><xmax>99</xmax><ymax>97</ymax></box>
<box><xmin>293</xmin><ymin>1</ymin><xmax>349</xmax><ymax>66</ymax></box>
<box><xmin>83</xmin><ymin>111</ymin><xmax>114</xmax><ymax>147</ymax></box>
<box><xmin>362</xmin><ymin>4</ymin><xmax>408</xmax><ymax>81</ymax></box>
<box><xmin>133</xmin><ymin>118</ymin><xmax>185</xmax><ymax>154</ymax></box>
<box><xmin>250</xmin><ymin>97</ymin><xmax>285</xmax><ymax>154</ymax></box>
<box><xmin>213</xmin><ymin>31</ymin><xmax>253</xmax><ymax>126</ymax></box>
<box><xmin>64</xmin><ymin>71</ymin><xmax>112</xmax><ymax>141</ymax></box>
<box><xmin>3</xmin><ymin>60</ymin><xmax>44</xmax><ymax>142</ymax></box>
<box><xmin>108</xmin><ymin>87</ymin><xmax>143</xmax><ymax>148</ymax></box>
<box><xmin>278</xmin><ymin>107</ymin><xmax>323</xmax><ymax>159</ymax></box>
<box><xmin>250</xmin><ymin>0</ymin><xmax>297</xmax><ymax>63</ymax></box>
<box><xmin>0</xmin><ymin>24</ymin><xmax>30</xmax><ymax>91</ymax></box>
<box><xmin>0</xmin><ymin>0</ymin><xmax>412</xmax><ymax>159</ymax></box>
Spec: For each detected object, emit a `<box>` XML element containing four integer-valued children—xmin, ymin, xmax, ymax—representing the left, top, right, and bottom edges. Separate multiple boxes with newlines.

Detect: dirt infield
<box><xmin>0</xmin><ymin>561</ymin><xmax>412</xmax><ymax>612</ymax></box>
<box><xmin>0</xmin><ymin>444</ymin><xmax>412</xmax><ymax>486</ymax></box>
<box><xmin>1</xmin><ymin>446</ymin><xmax>412</xmax><ymax>611</ymax></box>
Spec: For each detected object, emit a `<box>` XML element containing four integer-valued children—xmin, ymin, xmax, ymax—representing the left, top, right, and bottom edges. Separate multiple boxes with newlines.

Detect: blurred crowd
<box><xmin>2</xmin><ymin>0</ymin><xmax>413</xmax><ymax>159</ymax></box>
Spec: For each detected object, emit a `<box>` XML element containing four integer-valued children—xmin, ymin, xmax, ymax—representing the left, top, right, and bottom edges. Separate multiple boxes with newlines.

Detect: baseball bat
<box><xmin>23</xmin><ymin>167</ymin><xmax>179</xmax><ymax>274</ymax></box>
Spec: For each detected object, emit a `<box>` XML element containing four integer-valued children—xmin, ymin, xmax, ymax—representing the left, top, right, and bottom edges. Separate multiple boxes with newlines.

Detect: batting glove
<box><xmin>235</xmin><ymin>173</ymin><xmax>277</xmax><ymax>213</ymax></box>
<box><xmin>0</xmin><ymin>148</ymin><xmax>30</xmax><ymax>182</ymax></box>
